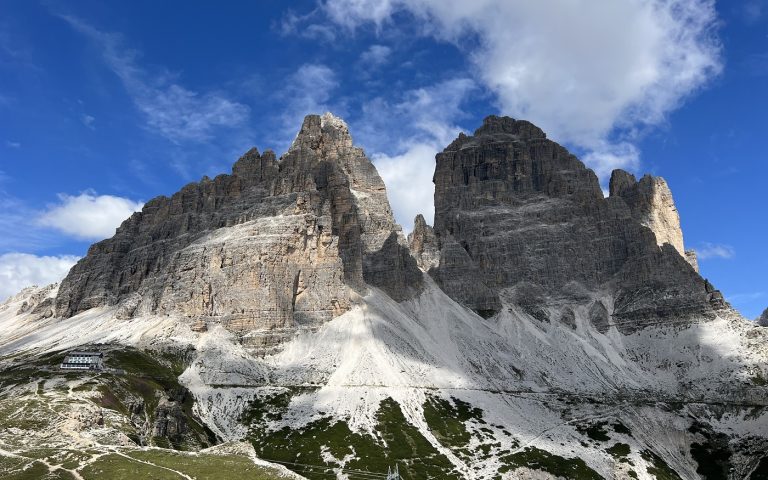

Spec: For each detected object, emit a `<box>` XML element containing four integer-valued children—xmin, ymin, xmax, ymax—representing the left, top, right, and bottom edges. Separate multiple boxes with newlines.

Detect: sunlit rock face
<box><xmin>429</xmin><ymin>115</ymin><xmax>723</xmax><ymax>327</ymax></box>
<box><xmin>55</xmin><ymin>113</ymin><xmax>420</xmax><ymax>343</ymax></box>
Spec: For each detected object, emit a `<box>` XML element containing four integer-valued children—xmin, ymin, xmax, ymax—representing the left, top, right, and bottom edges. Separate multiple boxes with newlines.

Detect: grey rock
<box><xmin>685</xmin><ymin>249</ymin><xmax>700</xmax><ymax>273</ymax></box>
<box><xmin>152</xmin><ymin>398</ymin><xmax>186</xmax><ymax>439</ymax></box>
<box><xmin>559</xmin><ymin>307</ymin><xmax>577</xmax><ymax>329</ymax></box>
<box><xmin>758</xmin><ymin>308</ymin><xmax>768</xmax><ymax>327</ymax></box>
<box><xmin>55</xmin><ymin>113</ymin><xmax>420</xmax><ymax>340</ymax></box>
<box><xmin>407</xmin><ymin>214</ymin><xmax>440</xmax><ymax>271</ymax></box>
<box><xmin>430</xmin><ymin>115</ymin><xmax>723</xmax><ymax>328</ymax></box>
<box><xmin>589</xmin><ymin>301</ymin><xmax>610</xmax><ymax>334</ymax></box>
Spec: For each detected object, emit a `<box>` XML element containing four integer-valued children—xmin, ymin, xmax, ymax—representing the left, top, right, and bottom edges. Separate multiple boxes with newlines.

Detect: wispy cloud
<box><xmin>274</xmin><ymin>63</ymin><xmax>342</xmax><ymax>148</ymax></box>
<box><xmin>58</xmin><ymin>15</ymin><xmax>249</xmax><ymax>143</ymax></box>
<box><xmin>740</xmin><ymin>1</ymin><xmax>764</xmax><ymax>24</ymax></box>
<box><xmin>5</xmin><ymin>140</ymin><xmax>20</xmax><ymax>149</ymax></box>
<box><xmin>359</xmin><ymin>44</ymin><xmax>392</xmax><ymax>69</ymax></box>
<box><xmin>727</xmin><ymin>291</ymin><xmax>765</xmax><ymax>302</ymax></box>
<box><xmin>694</xmin><ymin>242</ymin><xmax>735</xmax><ymax>260</ymax></box>
<box><xmin>278</xmin><ymin>9</ymin><xmax>337</xmax><ymax>42</ymax></box>
<box><xmin>80</xmin><ymin>114</ymin><xmax>95</xmax><ymax>129</ymax></box>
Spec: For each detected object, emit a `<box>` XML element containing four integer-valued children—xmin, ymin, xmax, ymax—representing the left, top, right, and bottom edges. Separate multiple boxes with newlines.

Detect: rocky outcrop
<box><xmin>430</xmin><ymin>115</ymin><xmax>723</xmax><ymax>328</ymax></box>
<box><xmin>407</xmin><ymin>214</ymin><xmax>440</xmax><ymax>271</ymax></box>
<box><xmin>609</xmin><ymin>169</ymin><xmax>698</xmax><ymax>271</ymax></box>
<box><xmin>757</xmin><ymin>308</ymin><xmax>768</xmax><ymax>327</ymax></box>
<box><xmin>55</xmin><ymin>113</ymin><xmax>420</xmax><ymax>341</ymax></box>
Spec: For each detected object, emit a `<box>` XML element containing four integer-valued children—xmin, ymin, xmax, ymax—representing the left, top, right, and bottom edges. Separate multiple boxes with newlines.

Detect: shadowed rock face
<box><xmin>430</xmin><ymin>115</ymin><xmax>723</xmax><ymax>327</ymax></box>
<box><xmin>55</xmin><ymin>113</ymin><xmax>420</xmax><ymax>340</ymax></box>
<box><xmin>758</xmin><ymin>309</ymin><xmax>768</xmax><ymax>327</ymax></box>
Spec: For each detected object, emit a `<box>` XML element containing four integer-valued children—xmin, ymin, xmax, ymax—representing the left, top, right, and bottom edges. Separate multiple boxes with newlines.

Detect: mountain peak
<box><xmin>289</xmin><ymin>112</ymin><xmax>353</xmax><ymax>152</ymax></box>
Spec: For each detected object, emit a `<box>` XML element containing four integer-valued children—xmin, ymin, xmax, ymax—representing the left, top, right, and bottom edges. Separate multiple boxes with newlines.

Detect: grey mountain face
<box><xmin>56</xmin><ymin>113</ymin><xmax>726</xmax><ymax>343</ymax></box>
<box><xmin>427</xmin><ymin>115</ymin><xmax>725</xmax><ymax>328</ymax></box>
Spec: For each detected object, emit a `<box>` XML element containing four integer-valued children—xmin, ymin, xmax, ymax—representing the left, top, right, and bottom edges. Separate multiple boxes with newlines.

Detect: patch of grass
<box><xmin>607</xmin><ymin>443</ymin><xmax>631</xmax><ymax>459</ymax></box>
<box><xmin>129</xmin><ymin>450</ymin><xmax>292</xmax><ymax>479</ymax></box>
<box><xmin>641</xmin><ymin>450</ymin><xmax>682</xmax><ymax>480</ymax></box>
<box><xmin>612</xmin><ymin>422</ymin><xmax>632</xmax><ymax>436</ymax></box>
<box><xmin>688</xmin><ymin>422</ymin><xmax>732</xmax><ymax>480</ymax></box>
<box><xmin>499</xmin><ymin>446</ymin><xmax>603</xmax><ymax>480</ymax></box>
<box><xmin>423</xmin><ymin>396</ymin><xmax>482</xmax><ymax>449</ymax></box>
<box><xmin>0</xmin><ymin>455</ymin><xmax>72</xmax><ymax>480</ymax></box>
<box><xmin>246</xmin><ymin>394</ymin><xmax>461</xmax><ymax>480</ymax></box>
<box><xmin>576</xmin><ymin>421</ymin><xmax>611</xmax><ymax>442</ymax></box>
<box><xmin>79</xmin><ymin>453</ymin><xmax>180</xmax><ymax>479</ymax></box>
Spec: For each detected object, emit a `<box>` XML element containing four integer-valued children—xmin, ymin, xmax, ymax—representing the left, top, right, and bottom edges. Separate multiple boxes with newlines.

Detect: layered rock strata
<box><xmin>55</xmin><ymin>113</ymin><xmax>420</xmax><ymax>339</ymax></box>
<box><xmin>429</xmin><ymin>115</ymin><xmax>724</xmax><ymax>327</ymax></box>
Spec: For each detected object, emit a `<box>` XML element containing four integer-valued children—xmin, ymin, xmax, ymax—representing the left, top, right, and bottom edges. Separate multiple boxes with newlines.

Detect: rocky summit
<box><xmin>1</xmin><ymin>114</ymin><xmax>767</xmax><ymax>480</ymax></box>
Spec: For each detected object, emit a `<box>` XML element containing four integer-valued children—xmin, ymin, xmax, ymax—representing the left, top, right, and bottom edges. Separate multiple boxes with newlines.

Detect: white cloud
<box><xmin>359</xmin><ymin>44</ymin><xmax>392</xmax><ymax>68</ymax></box>
<box><xmin>694</xmin><ymin>242</ymin><xmax>735</xmax><ymax>260</ymax></box>
<box><xmin>5</xmin><ymin>140</ymin><xmax>20</xmax><ymax>148</ymax></box>
<box><xmin>0</xmin><ymin>253</ymin><xmax>79</xmax><ymax>302</ymax></box>
<box><xmin>59</xmin><ymin>15</ymin><xmax>249</xmax><ymax>143</ymax></box>
<box><xmin>321</xmin><ymin>0</ymin><xmax>722</xmax><ymax>178</ymax></box>
<box><xmin>38</xmin><ymin>192</ymin><xmax>143</xmax><ymax>241</ymax></box>
<box><xmin>358</xmin><ymin>78</ymin><xmax>476</xmax><ymax>229</ymax></box>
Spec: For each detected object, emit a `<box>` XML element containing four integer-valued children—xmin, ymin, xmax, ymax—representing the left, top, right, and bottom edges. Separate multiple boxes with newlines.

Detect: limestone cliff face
<box><xmin>55</xmin><ymin>113</ymin><xmax>420</xmax><ymax>343</ymax></box>
<box><xmin>609</xmin><ymin>169</ymin><xmax>698</xmax><ymax>272</ymax></box>
<box><xmin>430</xmin><ymin>115</ymin><xmax>722</xmax><ymax>327</ymax></box>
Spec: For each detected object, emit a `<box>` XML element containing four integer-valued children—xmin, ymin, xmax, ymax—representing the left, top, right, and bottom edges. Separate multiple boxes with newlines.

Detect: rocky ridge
<box><xmin>55</xmin><ymin>113</ymin><xmax>420</xmax><ymax>348</ymax></box>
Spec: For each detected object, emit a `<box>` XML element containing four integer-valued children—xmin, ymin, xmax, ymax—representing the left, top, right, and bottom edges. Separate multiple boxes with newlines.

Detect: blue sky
<box><xmin>0</xmin><ymin>0</ymin><xmax>766</xmax><ymax>318</ymax></box>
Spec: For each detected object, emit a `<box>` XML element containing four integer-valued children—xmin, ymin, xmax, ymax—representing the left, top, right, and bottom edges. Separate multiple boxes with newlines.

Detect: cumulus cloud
<box><xmin>321</xmin><ymin>0</ymin><xmax>722</xmax><ymax>177</ymax></box>
<box><xmin>38</xmin><ymin>192</ymin><xmax>143</xmax><ymax>241</ymax></box>
<box><xmin>694</xmin><ymin>242</ymin><xmax>735</xmax><ymax>260</ymax></box>
<box><xmin>59</xmin><ymin>15</ymin><xmax>249</xmax><ymax>143</ymax></box>
<box><xmin>358</xmin><ymin>78</ymin><xmax>476</xmax><ymax>229</ymax></box>
<box><xmin>0</xmin><ymin>253</ymin><xmax>79</xmax><ymax>301</ymax></box>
